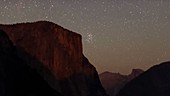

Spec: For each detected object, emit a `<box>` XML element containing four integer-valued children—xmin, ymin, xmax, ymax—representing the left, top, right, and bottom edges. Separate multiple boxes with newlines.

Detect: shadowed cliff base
<box><xmin>17</xmin><ymin>46</ymin><xmax>107</xmax><ymax>96</ymax></box>
<box><xmin>0</xmin><ymin>21</ymin><xmax>108</xmax><ymax>96</ymax></box>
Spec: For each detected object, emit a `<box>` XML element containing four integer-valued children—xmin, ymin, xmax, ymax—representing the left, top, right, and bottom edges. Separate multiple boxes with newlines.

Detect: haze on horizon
<box><xmin>0</xmin><ymin>0</ymin><xmax>170</xmax><ymax>74</ymax></box>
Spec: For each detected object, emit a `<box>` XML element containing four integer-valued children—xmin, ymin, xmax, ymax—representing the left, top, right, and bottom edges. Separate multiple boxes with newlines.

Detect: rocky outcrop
<box><xmin>0</xmin><ymin>21</ymin><xmax>107</xmax><ymax>96</ymax></box>
<box><xmin>0</xmin><ymin>21</ymin><xmax>82</xmax><ymax>78</ymax></box>
<box><xmin>117</xmin><ymin>61</ymin><xmax>170</xmax><ymax>96</ymax></box>
<box><xmin>100</xmin><ymin>69</ymin><xmax>143</xmax><ymax>96</ymax></box>
<box><xmin>0</xmin><ymin>30</ymin><xmax>62</xmax><ymax>96</ymax></box>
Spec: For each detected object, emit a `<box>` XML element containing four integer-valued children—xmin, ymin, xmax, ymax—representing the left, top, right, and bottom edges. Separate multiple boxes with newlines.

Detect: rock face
<box><xmin>99</xmin><ymin>69</ymin><xmax>143</xmax><ymax>96</ymax></box>
<box><xmin>0</xmin><ymin>21</ymin><xmax>107</xmax><ymax>96</ymax></box>
<box><xmin>0</xmin><ymin>30</ymin><xmax>62</xmax><ymax>96</ymax></box>
<box><xmin>117</xmin><ymin>61</ymin><xmax>170</xmax><ymax>96</ymax></box>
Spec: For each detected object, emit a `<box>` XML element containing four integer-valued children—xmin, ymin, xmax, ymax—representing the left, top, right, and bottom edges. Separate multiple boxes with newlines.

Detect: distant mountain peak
<box><xmin>130</xmin><ymin>69</ymin><xmax>144</xmax><ymax>77</ymax></box>
<box><xmin>101</xmin><ymin>71</ymin><xmax>120</xmax><ymax>75</ymax></box>
<box><xmin>99</xmin><ymin>69</ymin><xmax>144</xmax><ymax>96</ymax></box>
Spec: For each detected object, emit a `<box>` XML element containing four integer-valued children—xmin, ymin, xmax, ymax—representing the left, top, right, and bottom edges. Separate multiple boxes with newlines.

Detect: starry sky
<box><xmin>0</xmin><ymin>0</ymin><xmax>170</xmax><ymax>74</ymax></box>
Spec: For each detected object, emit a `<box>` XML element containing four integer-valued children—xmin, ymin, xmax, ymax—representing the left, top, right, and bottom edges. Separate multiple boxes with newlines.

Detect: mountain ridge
<box><xmin>117</xmin><ymin>61</ymin><xmax>170</xmax><ymax>96</ymax></box>
<box><xmin>100</xmin><ymin>69</ymin><xmax>143</xmax><ymax>96</ymax></box>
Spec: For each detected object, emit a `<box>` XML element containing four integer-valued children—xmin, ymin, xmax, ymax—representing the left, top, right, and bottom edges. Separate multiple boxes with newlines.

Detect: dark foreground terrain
<box><xmin>117</xmin><ymin>61</ymin><xmax>170</xmax><ymax>96</ymax></box>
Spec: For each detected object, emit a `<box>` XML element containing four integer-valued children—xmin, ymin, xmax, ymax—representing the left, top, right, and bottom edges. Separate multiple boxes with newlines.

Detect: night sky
<box><xmin>0</xmin><ymin>0</ymin><xmax>170</xmax><ymax>74</ymax></box>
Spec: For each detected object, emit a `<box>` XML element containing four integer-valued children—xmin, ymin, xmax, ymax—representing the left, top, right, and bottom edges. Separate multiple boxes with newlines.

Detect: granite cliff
<box><xmin>0</xmin><ymin>21</ymin><xmax>107</xmax><ymax>96</ymax></box>
<box><xmin>0</xmin><ymin>30</ymin><xmax>62</xmax><ymax>96</ymax></box>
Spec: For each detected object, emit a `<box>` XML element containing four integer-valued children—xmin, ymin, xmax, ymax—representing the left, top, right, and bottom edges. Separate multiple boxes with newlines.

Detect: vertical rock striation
<box><xmin>0</xmin><ymin>21</ymin><xmax>107</xmax><ymax>96</ymax></box>
<box><xmin>0</xmin><ymin>30</ymin><xmax>62</xmax><ymax>96</ymax></box>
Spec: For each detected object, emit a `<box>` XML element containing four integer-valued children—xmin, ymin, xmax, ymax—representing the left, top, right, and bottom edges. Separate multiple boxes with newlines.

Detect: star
<box><xmin>86</xmin><ymin>33</ymin><xmax>94</xmax><ymax>44</ymax></box>
<box><xmin>0</xmin><ymin>0</ymin><xmax>170</xmax><ymax>74</ymax></box>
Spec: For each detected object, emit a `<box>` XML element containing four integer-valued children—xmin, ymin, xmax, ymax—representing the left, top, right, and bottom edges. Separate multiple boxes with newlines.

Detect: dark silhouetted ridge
<box><xmin>117</xmin><ymin>61</ymin><xmax>170</xmax><ymax>96</ymax></box>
